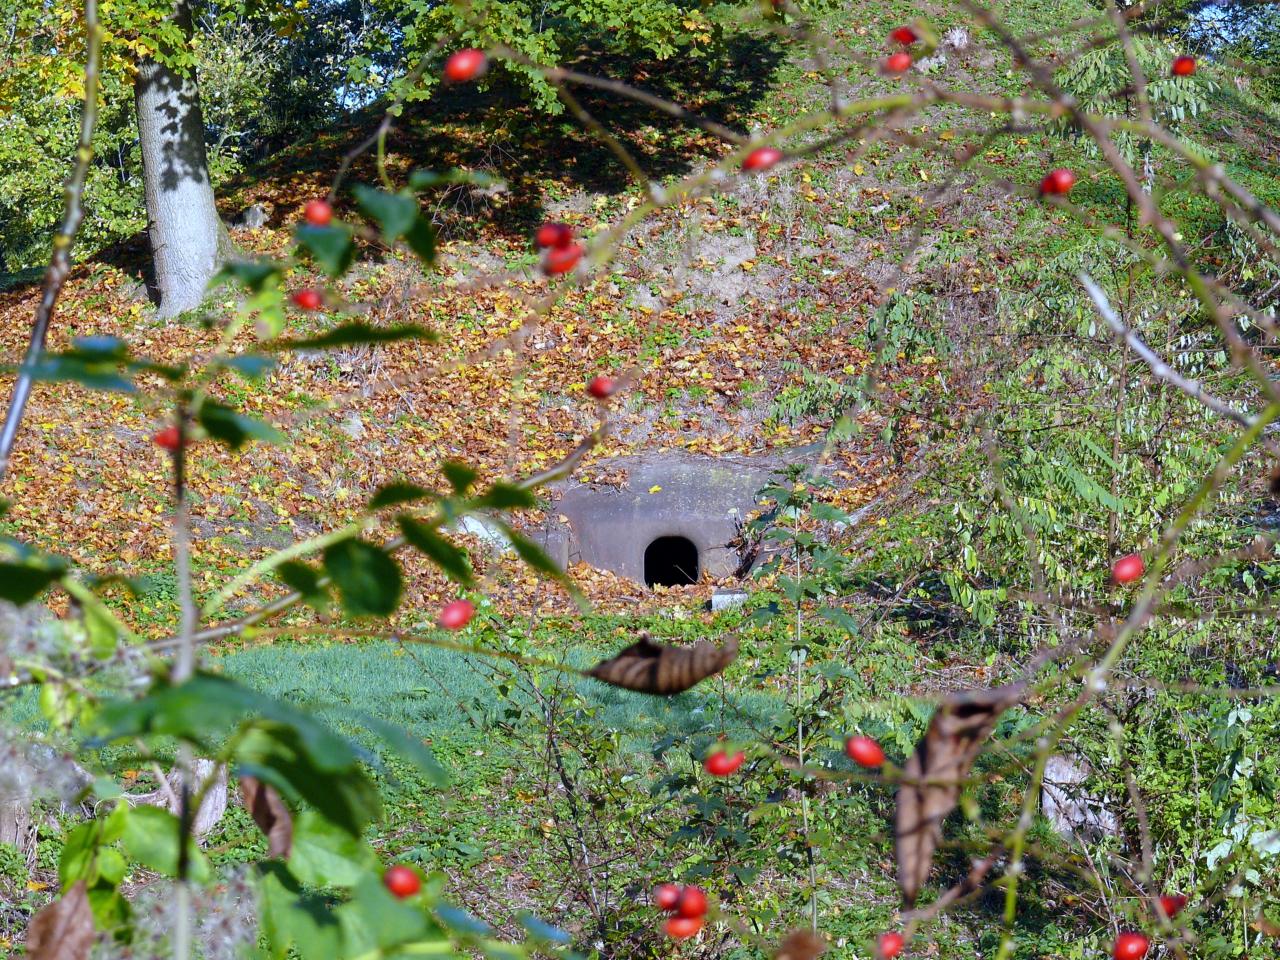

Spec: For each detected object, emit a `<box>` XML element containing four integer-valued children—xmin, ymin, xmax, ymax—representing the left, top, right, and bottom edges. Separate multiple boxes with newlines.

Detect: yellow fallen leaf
<box><xmin>648</xmin><ymin>485</ymin><xmax>662</xmax><ymax>494</ymax></box>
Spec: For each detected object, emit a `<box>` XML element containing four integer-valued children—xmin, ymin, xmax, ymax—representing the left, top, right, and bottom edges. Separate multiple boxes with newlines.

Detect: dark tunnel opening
<box><xmin>644</xmin><ymin>536</ymin><xmax>700</xmax><ymax>587</ymax></box>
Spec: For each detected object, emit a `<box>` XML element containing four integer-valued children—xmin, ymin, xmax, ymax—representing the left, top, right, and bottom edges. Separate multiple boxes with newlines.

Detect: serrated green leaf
<box><xmin>288</xmin><ymin>811</ymin><xmax>379</xmax><ymax>888</ymax></box>
<box><xmin>322</xmin><ymin>539</ymin><xmax>403</xmax><ymax>617</ymax></box>
<box><xmin>0</xmin><ymin>562</ymin><xmax>63</xmax><ymax>604</ymax></box>
<box><xmin>198</xmin><ymin>399</ymin><xmax>285</xmax><ymax>450</ymax></box>
<box><xmin>296</xmin><ymin>224</ymin><xmax>355</xmax><ymax>277</ymax></box>
<box><xmin>369</xmin><ymin>482</ymin><xmax>434</xmax><ymax>510</ymax></box>
<box><xmin>473</xmin><ymin>483</ymin><xmax>536</xmax><ymax>510</ymax></box>
<box><xmin>271</xmin><ymin>323</ymin><xmax>436</xmax><ymax>350</ymax></box>
<box><xmin>121</xmin><ymin>805</ymin><xmax>211</xmax><ymax>883</ymax></box>
<box><xmin>354</xmin><ymin>185</ymin><xmax>419</xmax><ymax>239</ymax></box>
<box><xmin>441</xmin><ymin>461</ymin><xmax>477</xmax><ymax>494</ymax></box>
<box><xmin>397</xmin><ymin>516</ymin><xmax>474</xmax><ymax>585</ymax></box>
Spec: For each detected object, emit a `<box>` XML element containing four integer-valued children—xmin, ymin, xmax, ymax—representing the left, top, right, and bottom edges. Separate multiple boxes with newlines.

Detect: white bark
<box><xmin>133</xmin><ymin>0</ymin><xmax>230</xmax><ymax>318</ymax></box>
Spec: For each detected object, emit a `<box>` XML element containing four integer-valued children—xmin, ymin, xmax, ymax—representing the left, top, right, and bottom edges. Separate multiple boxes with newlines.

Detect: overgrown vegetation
<box><xmin>3</xmin><ymin>0</ymin><xmax>1280</xmax><ymax>957</ymax></box>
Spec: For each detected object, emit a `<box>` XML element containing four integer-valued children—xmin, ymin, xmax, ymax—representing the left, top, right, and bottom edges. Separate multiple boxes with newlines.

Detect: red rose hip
<box><xmin>845</xmin><ymin>735</ymin><xmax>886</xmax><ymax>768</ymax></box>
<box><xmin>1172</xmin><ymin>56</ymin><xmax>1196</xmax><ymax>77</ymax></box>
<box><xmin>664</xmin><ymin>916</ymin><xmax>703</xmax><ymax>939</ymax></box>
<box><xmin>542</xmin><ymin>243</ymin><xmax>583</xmax><ymax>276</ymax></box>
<box><xmin>1111</xmin><ymin>553</ymin><xmax>1145</xmax><ymax>585</ymax></box>
<box><xmin>675</xmin><ymin>886</ymin><xmax>708</xmax><ymax>919</ymax></box>
<box><xmin>439</xmin><ymin>599</ymin><xmax>475</xmax><ymax>630</ymax></box>
<box><xmin>742</xmin><ymin>146</ymin><xmax>784</xmax><ymax>172</ymax></box>
<box><xmin>878</xmin><ymin>931</ymin><xmax>906</xmax><ymax>959</ymax></box>
<box><xmin>154</xmin><ymin>425</ymin><xmax>182</xmax><ymax>452</ymax></box>
<box><xmin>444</xmin><ymin>48</ymin><xmax>487</xmax><ymax>83</ymax></box>
<box><xmin>1158</xmin><ymin>893</ymin><xmax>1188</xmax><ymax>918</ymax></box>
<box><xmin>889</xmin><ymin>26</ymin><xmax>918</xmax><ymax>45</ymax></box>
<box><xmin>883</xmin><ymin>52</ymin><xmax>912</xmax><ymax>75</ymax></box>
<box><xmin>535</xmin><ymin>222</ymin><xmax>574</xmax><ymax>250</ymax></box>
<box><xmin>303</xmin><ymin>199</ymin><xmax>332</xmax><ymax>226</ymax></box>
<box><xmin>587</xmin><ymin>375</ymin><xmax>616</xmax><ymax>400</ymax></box>
<box><xmin>383</xmin><ymin>865</ymin><xmax>420</xmax><ymax>898</ymax></box>
<box><xmin>1113</xmin><ymin>931</ymin><xmax>1149</xmax><ymax>960</ymax></box>
<box><xmin>703</xmin><ymin>749</ymin><xmax>745</xmax><ymax>776</ymax></box>
<box><xmin>291</xmin><ymin>289</ymin><xmax>322</xmax><ymax>311</ymax></box>
<box><xmin>654</xmin><ymin>883</ymin><xmax>682</xmax><ymax>912</ymax></box>
<box><xmin>1040</xmin><ymin>168</ymin><xmax>1076</xmax><ymax>196</ymax></box>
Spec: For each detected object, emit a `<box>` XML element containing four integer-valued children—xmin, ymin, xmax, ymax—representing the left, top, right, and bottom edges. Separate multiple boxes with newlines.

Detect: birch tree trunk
<box><xmin>133</xmin><ymin>0</ymin><xmax>230</xmax><ymax>317</ymax></box>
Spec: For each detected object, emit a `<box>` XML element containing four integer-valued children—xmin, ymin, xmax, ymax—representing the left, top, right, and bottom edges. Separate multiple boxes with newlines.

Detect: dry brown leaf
<box><xmin>774</xmin><ymin>929</ymin><xmax>826</xmax><ymax>960</ymax></box>
<box><xmin>1252</xmin><ymin>914</ymin><xmax>1280</xmax><ymax>937</ymax></box>
<box><xmin>241</xmin><ymin>775</ymin><xmax>293</xmax><ymax>859</ymax></box>
<box><xmin>894</xmin><ymin>683</ymin><xmax>1025</xmax><ymax>905</ymax></box>
<box><xmin>588</xmin><ymin>633</ymin><xmax>738</xmax><ymax>695</ymax></box>
<box><xmin>26</xmin><ymin>880</ymin><xmax>94</xmax><ymax>960</ymax></box>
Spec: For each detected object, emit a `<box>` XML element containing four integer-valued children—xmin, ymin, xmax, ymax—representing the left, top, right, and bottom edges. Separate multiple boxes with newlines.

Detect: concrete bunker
<box><xmin>539</xmin><ymin>450</ymin><xmax>817</xmax><ymax>587</ymax></box>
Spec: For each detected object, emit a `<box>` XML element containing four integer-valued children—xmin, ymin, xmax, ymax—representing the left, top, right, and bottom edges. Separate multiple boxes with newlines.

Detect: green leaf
<box><xmin>497</xmin><ymin>524</ymin><xmax>571</xmax><ymax>588</ymax></box>
<box><xmin>818</xmin><ymin>606</ymin><xmax>860</xmax><ymax>635</ymax></box>
<box><xmin>369</xmin><ymin>483</ymin><xmax>434</xmax><ymax>510</ymax></box>
<box><xmin>404</xmin><ymin>217</ymin><xmax>437</xmax><ymax>264</ymax></box>
<box><xmin>121</xmin><ymin>805</ymin><xmax>211</xmax><ymax>883</ymax></box>
<box><xmin>336</xmin><ymin>875</ymin><xmax>434</xmax><ymax>954</ymax></box>
<box><xmin>98</xmin><ymin>675</ymin><xmax>377</xmax><ymax>836</ymax></box>
<box><xmin>270</xmin><ymin>323</ymin><xmax>436</xmax><ymax>350</ymax></box>
<box><xmin>354</xmin><ymin>185</ymin><xmax>419</xmax><ymax>239</ymax></box>
<box><xmin>0</xmin><ymin>562</ymin><xmax>63</xmax><ymax>604</ymax></box>
<box><xmin>322</xmin><ymin>539</ymin><xmax>403</xmax><ymax>617</ymax></box>
<box><xmin>237</xmin><ymin>723</ymin><xmax>382</xmax><ymax>836</ymax></box>
<box><xmin>397</xmin><ymin>517</ymin><xmax>474</xmax><ymax>585</ymax></box>
<box><xmin>198</xmin><ymin>399</ymin><xmax>285</xmax><ymax>450</ymax></box>
<box><xmin>296</xmin><ymin>224</ymin><xmax>355</xmax><ymax>277</ymax></box>
<box><xmin>441</xmin><ymin>461</ymin><xmax>477</xmax><ymax>494</ymax></box>
<box><xmin>276</xmin><ymin>561</ymin><xmax>330</xmax><ymax>612</ymax></box>
<box><xmin>517</xmin><ymin>911</ymin><xmax>572</xmax><ymax>944</ymax></box>
<box><xmin>408</xmin><ymin>169</ymin><xmax>500</xmax><ymax>190</ymax></box>
<box><xmin>258</xmin><ymin>861</ymin><xmax>343</xmax><ymax>959</ymax></box>
<box><xmin>222</xmin><ymin>353</ymin><xmax>276</xmax><ymax>380</ymax></box>
<box><xmin>473</xmin><ymin>483</ymin><xmax>536</xmax><ymax>510</ymax></box>
<box><xmin>358</xmin><ymin>713</ymin><xmax>449</xmax><ymax>786</ymax></box>
<box><xmin>215</xmin><ymin>260</ymin><xmax>282</xmax><ymax>293</ymax></box>
<box><xmin>287</xmin><ymin>811</ymin><xmax>379</xmax><ymax>888</ymax></box>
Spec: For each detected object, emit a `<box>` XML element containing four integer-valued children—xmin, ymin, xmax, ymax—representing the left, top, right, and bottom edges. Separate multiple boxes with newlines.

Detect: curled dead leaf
<box><xmin>26</xmin><ymin>880</ymin><xmax>95</xmax><ymax>960</ymax></box>
<box><xmin>240</xmin><ymin>775</ymin><xmax>293</xmax><ymax>859</ymax></box>
<box><xmin>588</xmin><ymin>633</ymin><xmax>738</xmax><ymax>695</ymax></box>
<box><xmin>774</xmin><ymin>929</ymin><xmax>826</xmax><ymax>960</ymax></box>
<box><xmin>894</xmin><ymin>683</ymin><xmax>1025</xmax><ymax>905</ymax></box>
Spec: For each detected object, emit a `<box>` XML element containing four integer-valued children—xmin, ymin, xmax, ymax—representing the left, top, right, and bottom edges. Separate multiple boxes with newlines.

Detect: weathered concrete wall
<box><xmin>547</xmin><ymin>451</ymin><xmax>791</xmax><ymax>583</ymax></box>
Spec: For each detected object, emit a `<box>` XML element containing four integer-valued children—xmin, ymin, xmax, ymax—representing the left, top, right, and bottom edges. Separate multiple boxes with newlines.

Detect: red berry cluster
<box><xmin>535</xmin><ymin>220</ymin><xmax>584</xmax><ymax>276</ymax></box>
<box><xmin>654</xmin><ymin>884</ymin><xmax>708</xmax><ymax>939</ymax></box>
<box><xmin>1105</xmin><ymin>894</ymin><xmax>1188</xmax><ymax>959</ymax></box>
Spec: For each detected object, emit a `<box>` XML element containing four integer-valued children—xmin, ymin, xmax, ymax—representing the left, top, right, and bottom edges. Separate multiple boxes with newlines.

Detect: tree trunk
<box><xmin>133</xmin><ymin>0</ymin><xmax>230</xmax><ymax>318</ymax></box>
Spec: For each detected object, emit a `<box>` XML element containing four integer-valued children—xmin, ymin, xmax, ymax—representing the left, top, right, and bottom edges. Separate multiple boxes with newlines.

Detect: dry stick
<box><xmin>1081</xmin><ymin>274</ymin><xmax>1257</xmax><ymax>427</ymax></box>
<box><xmin>0</xmin><ymin>0</ymin><xmax>101</xmax><ymax>482</ymax></box>
<box><xmin>168</xmin><ymin>399</ymin><xmax>197</xmax><ymax>960</ymax></box>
